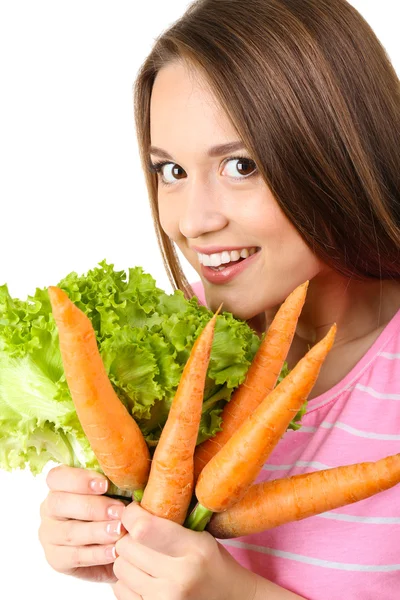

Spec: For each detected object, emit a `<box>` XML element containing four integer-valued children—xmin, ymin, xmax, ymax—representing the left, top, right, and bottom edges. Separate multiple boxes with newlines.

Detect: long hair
<box><xmin>134</xmin><ymin>0</ymin><xmax>400</xmax><ymax>298</ymax></box>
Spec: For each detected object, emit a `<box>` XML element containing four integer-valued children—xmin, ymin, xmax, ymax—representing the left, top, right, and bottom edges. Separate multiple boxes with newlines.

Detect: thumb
<box><xmin>121</xmin><ymin>502</ymin><xmax>206</xmax><ymax>557</ymax></box>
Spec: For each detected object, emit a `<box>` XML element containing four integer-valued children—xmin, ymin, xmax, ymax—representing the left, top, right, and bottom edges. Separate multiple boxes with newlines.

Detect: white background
<box><xmin>0</xmin><ymin>1</ymin><xmax>398</xmax><ymax>597</ymax></box>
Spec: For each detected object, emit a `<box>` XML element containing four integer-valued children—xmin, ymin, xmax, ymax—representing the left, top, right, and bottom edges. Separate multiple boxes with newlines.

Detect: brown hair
<box><xmin>134</xmin><ymin>0</ymin><xmax>400</xmax><ymax>298</ymax></box>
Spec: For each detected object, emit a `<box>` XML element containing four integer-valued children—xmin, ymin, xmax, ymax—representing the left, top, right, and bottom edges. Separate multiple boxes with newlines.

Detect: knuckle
<box><xmin>198</xmin><ymin>531</ymin><xmax>215</xmax><ymax>553</ymax></box>
<box><xmin>44</xmin><ymin>549</ymin><xmax>65</xmax><ymax>573</ymax></box>
<box><xmin>120</xmin><ymin>500</ymin><xmax>141</xmax><ymax>527</ymax></box>
<box><xmin>45</xmin><ymin>491</ymin><xmax>63</xmax><ymax>516</ymax></box>
<box><xmin>70</xmin><ymin>546</ymin><xmax>82</xmax><ymax>568</ymax></box>
<box><xmin>38</xmin><ymin>522</ymin><xmax>49</xmax><ymax>547</ymax></box>
<box><xmin>129</xmin><ymin>515</ymin><xmax>152</xmax><ymax>542</ymax></box>
<box><xmin>39</xmin><ymin>497</ymin><xmax>49</xmax><ymax>520</ymax></box>
<box><xmin>184</xmin><ymin>550</ymin><xmax>207</xmax><ymax>575</ymax></box>
<box><xmin>45</xmin><ymin>466</ymin><xmax>58</xmax><ymax>489</ymax></box>
<box><xmin>82</xmin><ymin>498</ymin><xmax>98</xmax><ymax>521</ymax></box>
<box><xmin>45</xmin><ymin>464</ymin><xmax>66</xmax><ymax>489</ymax></box>
<box><xmin>63</xmin><ymin>520</ymin><xmax>76</xmax><ymax>545</ymax></box>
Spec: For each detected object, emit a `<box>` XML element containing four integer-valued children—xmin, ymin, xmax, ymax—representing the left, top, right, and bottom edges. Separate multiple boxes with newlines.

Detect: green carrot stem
<box><xmin>184</xmin><ymin>502</ymin><xmax>213</xmax><ymax>531</ymax></box>
<box><xmin>107</xmin><ymin>481</ymin><xmax>134</xmax><ymax>499</ymax></box>
<box><xmin>133</xmin><ymin>488</ymin><xmax>144</xmax><ymax>502</ymax></box>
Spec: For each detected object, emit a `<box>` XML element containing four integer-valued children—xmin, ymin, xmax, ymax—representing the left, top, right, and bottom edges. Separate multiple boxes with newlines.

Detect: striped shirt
<box><xmin>191</xmin><ymin>281</ymin><xmax>400</xmax><ymax>599</ymax></box>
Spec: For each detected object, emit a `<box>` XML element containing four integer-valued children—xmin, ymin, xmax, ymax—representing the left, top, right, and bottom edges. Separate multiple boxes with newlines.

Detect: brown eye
<box><xmin>158</xmin><ymin>163</ymin><xmax>187</xmax><ymax>185</ymax></box>
<box><xmin>150</xmin><ymin>161</ymin><xmax>187</xmax><ymax>185</ymax></box>
<box><xmin>222</xmin><ymin>157</ymin><xmax>257</xmax><ymax>179</ymax></box>
<box><xmin>170</xmin><ymin>165</ymin><xmax>186</xmax><ymax>179</ymax></box>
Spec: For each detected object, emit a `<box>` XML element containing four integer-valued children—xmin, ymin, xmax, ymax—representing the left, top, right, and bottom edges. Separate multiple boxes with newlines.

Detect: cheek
<box><xmin>158</xmin><ymin>197</ymin><xmax>180</xmax><ymax>240</ymax></box>
<box><xmin>254</xmin><ymin>199</ymin><xmax>303</xmax><ymax>254</ymax></box>
<box><xmin>158</xmin><ymin>197</ymin><xmax>194</xmax><ymax>264</ymax></box>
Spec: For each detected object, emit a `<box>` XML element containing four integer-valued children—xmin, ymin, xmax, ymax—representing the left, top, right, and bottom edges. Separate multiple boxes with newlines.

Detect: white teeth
<box><xmin>210</xmin><ymin>254</ymin><xmax>220</xmax><ymax>267</ymax></box>
<box><xmin>198</xmin><ymin>247</ymin><xmax>258</xmax><ymax>268</ymax></box>
<box><xmin>221</xmin><ymin>251</ymin><xmax>231</xmax><ymax>264</ymax></box>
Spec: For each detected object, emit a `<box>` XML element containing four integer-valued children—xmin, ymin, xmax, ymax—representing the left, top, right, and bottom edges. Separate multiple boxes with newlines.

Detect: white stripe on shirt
<box><xmin>263</xmin><ymin>459</ymin><xmax>331</xmax><ymax>472</ymax></box>
<box><xmin>221</xmin><ymin>539</ymin><xmax>400</xmax><ymax>572</ymax></box>
<box><xmin>317</xmin><ymin>512</ymin><xmax>400</xmax><ymax>524</ymax></box>
<box><xmin>355</xmin><ymin>383</ymin><xmax>400</xmax><ymax>400</ymax></box>
<box><xmin>378</xmin><ymin>351</ymin><xmax>400</xmax><ymax>359</ymax></box>
<box><xmin>299</xmin><ymin>421</ymin><xmax>400</xmax><ymax>440</ymax></box>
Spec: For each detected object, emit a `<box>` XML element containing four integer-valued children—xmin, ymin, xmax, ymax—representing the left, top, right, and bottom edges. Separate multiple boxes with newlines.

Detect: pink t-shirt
<box><xmin>191</xmin><ymin>281</ymin><xmax>400</xmax><ymax>600</ymax></box>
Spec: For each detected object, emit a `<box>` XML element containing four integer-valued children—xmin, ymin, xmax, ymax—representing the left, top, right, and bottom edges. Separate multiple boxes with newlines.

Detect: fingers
<box><xmin>39</xmin><ymin>466</ymin><xmax>132</xmax><ymax>582</ymax></box>
<box><xmin>113</xmin><ymin>557</ymin><xmax>158</xmax><ymax>598</ymax></box>
<box><xmin>45</xmin><ymin>542</ymin><xmax>118</xmax><ymax>573</ymax></box>
<box><xmin>46</xmin><ymin>464</ymin><xmax>109</xmax><ymax>495</ymax></box>
<box><xmin>39</xmin><ymin>515</ymin><xmax>126</xmax><ymax>546</ymax></box>
<box><xmin>121</xmin><ymin>502</ymin><xmax>205</xmax><ymax>557</ymax></box>
<box><xmin>115</xmin><ymin>531</ymin><xmax>174</xmax><ymax>579</ymax></box>
<box><xmin>40</xmin><ymin>490</ymin><xmax>126</xmax><ymax>522</ymax></box>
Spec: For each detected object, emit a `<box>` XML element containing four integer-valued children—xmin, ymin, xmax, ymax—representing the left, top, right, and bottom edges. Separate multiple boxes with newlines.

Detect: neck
<box><xmin>261</xmin><ymin>271</ymin><xmax>400</xmax><ymax>398</ymax></box>
<box><xmin>296</xmin><ymin>270</ymin><xmax>400</xmax><ymax>347</ymax></box>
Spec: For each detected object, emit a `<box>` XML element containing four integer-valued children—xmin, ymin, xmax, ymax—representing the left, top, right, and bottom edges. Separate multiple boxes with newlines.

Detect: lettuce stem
<box><xmin>201</xmin><ymin>386</ymin><xmax>229</xmax><ymax>413</ymax></box>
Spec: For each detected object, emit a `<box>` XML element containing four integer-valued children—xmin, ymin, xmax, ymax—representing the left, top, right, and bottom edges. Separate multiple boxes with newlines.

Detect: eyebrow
<box><xmin>149</xmin><ymin>141</ymin><xmax>246</xmax><ymax>160</ymax></box>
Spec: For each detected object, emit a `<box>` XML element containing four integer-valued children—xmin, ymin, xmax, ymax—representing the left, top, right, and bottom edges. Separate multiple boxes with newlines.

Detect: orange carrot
<box><xmin>48</xmin><ymin>286</ymin><xmax>150</xmax><ymax>493</ymax></box>
<box><xmin>208</xmin><ymin>453</ymin><xmax>400</xmax><ymax>538</ymax></box>
<box><xmin>140</xmin><ymin>307</ymin><xmax>220</xmax><ymax>524</ymax></box>
<box><xmin>193</xmin><ymin>281</ymin><xmax>309</xmax><ymax>482</ymax></box>
<box><xmin>194</xmin><ymin>324</ymin><xmax>336</xmax><ymax>514</ymax></box>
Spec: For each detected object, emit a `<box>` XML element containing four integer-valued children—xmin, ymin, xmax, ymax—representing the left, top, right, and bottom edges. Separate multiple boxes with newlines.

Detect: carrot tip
<box><xmin>327</xmin><ymin>323</ymin><xmax>337</xmax><ymax>346</ymax></box>
<box><xmin>48</xmin><ymin>286</ymin><xmax>70</xmax><ymax>312</ymax></box>
<box><xmin>215</xmin><ymin>303</ymin><xmax>223</xmax><ymax>316</ymax></box>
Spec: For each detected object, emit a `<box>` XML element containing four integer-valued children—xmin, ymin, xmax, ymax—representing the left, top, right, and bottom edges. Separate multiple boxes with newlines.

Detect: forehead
<box><xmin>150</xmin><ymin>62</ymin><xmax>237</xmax><ymax>150</ymax></box>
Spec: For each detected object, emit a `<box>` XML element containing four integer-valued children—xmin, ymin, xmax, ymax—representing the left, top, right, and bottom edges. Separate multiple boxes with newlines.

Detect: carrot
<box><xmin>207</xmin><ymin>453</ymin><xmax>400</xmax><ymax>538</ymax></box>
<box><xmin>194</xmin><ymin>324</ymin><xmax>336</xmax><ymax>515</ymax></box>
<box><xmin>193</xmin><ymin>281</ymin><xmax>309</xmax><ymax>482</ymax></box>
<box><xmin>48</xmin><ymin>286</ymin><xmax>150</xmax><ymax>493</ymax></box>
<box><xmin>140</xmin><ymin>307</ymin><xmax>220</xmax><ymax>524</ymax></box>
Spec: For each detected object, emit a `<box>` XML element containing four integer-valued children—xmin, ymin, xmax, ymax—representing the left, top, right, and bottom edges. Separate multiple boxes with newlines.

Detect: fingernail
<box><xmin>90</xmin><ymin>478</ymin><xmax>108</xmax><ymax>493</ymax></box>
<box><xmin>107</xmin><ymin>504</ymin><xmax>123</xmax><ymax>519</ymax></box>
<box><xmin>105</xmin><ymin>545</ymin><xmax>117</xmax><ymax>560</ymax></box>
<box><xmin>106</xmin><ymin>521</ymin><xmax>122</xmax><ymax>536</ymax></box>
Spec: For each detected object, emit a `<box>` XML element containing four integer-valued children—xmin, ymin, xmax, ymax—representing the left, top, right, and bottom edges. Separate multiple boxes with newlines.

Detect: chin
<box><xmin>206</xmin><ymin>292</ymin><xmax>263</xmax><ymax>322</ymax></box>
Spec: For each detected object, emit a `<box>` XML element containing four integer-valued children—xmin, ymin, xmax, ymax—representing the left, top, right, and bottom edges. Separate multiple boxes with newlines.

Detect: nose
<box><xmin>179</xmin><ymin>176</ymin><xmax>228</xmax><ymax>239</ymax></box>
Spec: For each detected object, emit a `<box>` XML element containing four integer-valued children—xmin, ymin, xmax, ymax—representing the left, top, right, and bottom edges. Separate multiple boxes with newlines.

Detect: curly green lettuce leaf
<box><xmin>0</xmin><ymin>260</ymin><xmax>305</xmax><ymax>478</ymax></box>
<box><xmin>0</xmin><ymin>261</ymin><xmax>268</xmax><ymax>475</ymax></box>
<box><xmin>0</xmin><ymin>351</ymin><xmax>99</xmax><ymax>474</ymax></box>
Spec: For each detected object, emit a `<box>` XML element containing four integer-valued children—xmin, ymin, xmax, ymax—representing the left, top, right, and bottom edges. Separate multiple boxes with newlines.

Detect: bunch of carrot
<box><xmin>48</xmin><ymin>282</ymin><xmax>400</xmax><ymax>539</ymax></box>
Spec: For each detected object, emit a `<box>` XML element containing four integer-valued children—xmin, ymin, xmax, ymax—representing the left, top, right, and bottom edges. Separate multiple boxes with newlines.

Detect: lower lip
<box><xmin>200</xmin><ymin>250</ymin><xmax>261</xmax><ymax>284</ymax></box>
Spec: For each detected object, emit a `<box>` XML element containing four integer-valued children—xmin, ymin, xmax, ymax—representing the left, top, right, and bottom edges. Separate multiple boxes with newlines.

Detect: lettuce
<box><xmin>0</xmin><ymin>260</ymin><xmax>302</xmax><ymax>484</ymax></box>
<box><xmin>0</xmin><ymin>260</ymin><xmax>263</xmax><ymax>479</ymax></box>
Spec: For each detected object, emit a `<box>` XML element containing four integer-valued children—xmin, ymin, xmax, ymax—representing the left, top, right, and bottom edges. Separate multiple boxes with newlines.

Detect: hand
<box><xmin>38</xmin><ymin>465</ymin><xmax>127</xmax><ymax>583</ymax></box>
<box><xmin>112</xmin><ymin>502</ymin><xmax>258</xmax><ymax>600</ymax></box>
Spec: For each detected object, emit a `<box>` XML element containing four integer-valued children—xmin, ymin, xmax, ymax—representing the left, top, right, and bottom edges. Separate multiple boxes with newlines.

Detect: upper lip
<box><xmin>191</xmin><ymin>245</ymin><xmax>258</xmax><ymax>255</ymax></box>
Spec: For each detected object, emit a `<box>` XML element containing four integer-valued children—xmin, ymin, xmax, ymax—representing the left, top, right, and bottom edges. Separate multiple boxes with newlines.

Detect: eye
<box><xmin>149</xmin><ymin>161</ymin><xmax>187</xmax><ymax>185</ymax></box>
<box><xmin>221</xmin><ymin>157</ymin><xmax>257</xmax><ymax>179</ymax></box>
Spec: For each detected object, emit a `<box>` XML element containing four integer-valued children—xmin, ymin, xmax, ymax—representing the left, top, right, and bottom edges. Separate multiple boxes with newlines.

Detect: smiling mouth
<box><xmin>209</xmin><ymin>256</ymin><xmax>246</xmax><ymax>271</ymax></box>
<box><xmin>207</xmin><ymin>248</ymin><xmax>261</xmax><ymax>271</ymax></box>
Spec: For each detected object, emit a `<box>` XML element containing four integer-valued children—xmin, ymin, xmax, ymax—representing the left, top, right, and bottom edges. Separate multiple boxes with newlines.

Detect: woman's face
<box><xmin>150</xmin><ymin>61</ymin><xmax>323</xmax><ymax>319</ymax></box>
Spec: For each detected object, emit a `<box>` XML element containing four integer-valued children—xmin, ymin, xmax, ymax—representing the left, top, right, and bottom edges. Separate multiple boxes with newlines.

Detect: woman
<box><xmin>38</xmin><ymin>1</ymin><xmax>400</xmax><ymax>598</ymax></box>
